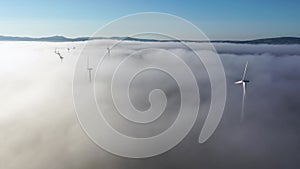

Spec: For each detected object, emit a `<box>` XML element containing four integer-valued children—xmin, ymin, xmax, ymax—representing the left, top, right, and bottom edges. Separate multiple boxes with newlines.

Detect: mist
<box><xmin>1</xmin><ymin>40</ymin><xmax>299</xmax><ymax>169</ymax></box>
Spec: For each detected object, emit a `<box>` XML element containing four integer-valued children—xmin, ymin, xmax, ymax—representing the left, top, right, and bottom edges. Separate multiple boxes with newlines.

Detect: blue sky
<box><xmin>0</xmin><ymin>0</ymin><xmax>299</xmax><ymax>39</ymax></box>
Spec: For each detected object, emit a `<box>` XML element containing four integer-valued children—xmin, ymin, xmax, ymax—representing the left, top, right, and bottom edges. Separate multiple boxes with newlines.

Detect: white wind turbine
<box><xmin>235</xmin><ymin>61</ymin><xmax>250</xmax><ymax>122</ymax></box>
<box><xmin>54</xmin><ymin>48</ymin><xmax>64</xmax><ymax>62</ymax></box>
<box><xmin>107</xmin><ymin>47</ymin><xmax>111</xmax><ymax>56</ymax></box>
<box><xmin>86</xmin><ymin>55</ymin><xmax>93</xmax><ymax>83</ymax></box>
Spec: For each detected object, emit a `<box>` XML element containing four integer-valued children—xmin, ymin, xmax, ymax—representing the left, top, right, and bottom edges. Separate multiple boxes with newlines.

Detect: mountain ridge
<box><xmin>0</xmin><ymin>35</ymin><xmax>299</xmax><ymax>44</ymax></box>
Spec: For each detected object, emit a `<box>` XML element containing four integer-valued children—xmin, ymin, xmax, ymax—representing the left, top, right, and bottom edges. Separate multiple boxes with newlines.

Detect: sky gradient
<box><xmin>0</xmin><ymin>0</ymin><xmax>299</xmax><ymax>40</ymax></box>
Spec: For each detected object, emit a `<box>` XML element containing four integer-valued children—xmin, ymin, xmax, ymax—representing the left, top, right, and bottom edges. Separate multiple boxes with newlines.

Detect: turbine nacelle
<box><xmin>235</xmin><ymin>79</ymin><xmax>250</xmax><ymax>84</ymax></box>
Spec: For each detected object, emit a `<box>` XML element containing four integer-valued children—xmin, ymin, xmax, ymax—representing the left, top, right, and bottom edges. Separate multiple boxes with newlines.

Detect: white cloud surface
<box><xmin>0</xmin><ymin>40</ymin><xmax>299</xmax><ymax>169</ymax></box>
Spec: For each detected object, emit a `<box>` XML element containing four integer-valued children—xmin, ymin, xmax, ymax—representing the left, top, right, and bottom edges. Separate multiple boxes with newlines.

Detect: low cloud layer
<box><xmin>0</xmin><ymin>41</ymin><xmax>299</xmax><ymax>169</ymax></box>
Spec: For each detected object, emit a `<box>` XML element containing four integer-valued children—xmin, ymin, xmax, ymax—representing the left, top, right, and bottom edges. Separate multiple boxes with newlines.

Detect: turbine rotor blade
<box><xmin>241</xmin><ymin>82</ymin><xmax>246</xmax><ymax>122</ymax></box>
<box><xmin>243</xmin><ymin>82</ymin><xmax>246</xmax><ymax>98</ymax></box>
<box><xmin>242</xmin><ymin>61</ymin><xmax>248</xmax><ymax>80</ymax></box>
<box><xmin>87</xmin><ymin>55</ymin><xmax>90</xmax><ymax>69</ymax></box>
<box><xmin>234</xmin><ymin>80</ymin><xmax>243</xmax><ymax>84</ymax></box>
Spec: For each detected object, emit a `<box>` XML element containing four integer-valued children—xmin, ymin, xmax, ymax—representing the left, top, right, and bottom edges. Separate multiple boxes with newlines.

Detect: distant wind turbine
<box><xmin>235</xmin><ymin>61</ymin><xmax>250</xmax><ymax>122</ymax></box>
<box><xmin>54</xmin><ymin>49</ymin><xmax>64</xmax><ymax>62</ymax></box>
<box><xmin>107</xmin><ymin>47</ymin><xmax>111</xmax><ymax>56</ymax></box>
<box><xmin>86</xmin><ymin>55</ymin><xmax>93</xmax><ymax>83</ymax></box>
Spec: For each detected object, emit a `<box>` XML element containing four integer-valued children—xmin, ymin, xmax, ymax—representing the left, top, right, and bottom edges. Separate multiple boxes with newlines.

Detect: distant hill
<box><xmin>211</xmin><ymin>37</ymin><xmax>300</xmax><ymax>45</ymax></box>
<box><xmin>0</xmin><ymin>35</ymin><xmax>299</xmax><ymax>44</ymax></box>
<box><xmin>0</xmin><ymin>35</ymin><xmax>90</xmax><ymax>42</ymax></box>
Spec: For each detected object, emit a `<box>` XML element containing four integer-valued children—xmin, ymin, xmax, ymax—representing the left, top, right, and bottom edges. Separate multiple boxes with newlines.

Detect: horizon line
<box><xmin>0</xmin><ymin>35</ymin><xmax>300</xmax><ymax>44</ymax></box>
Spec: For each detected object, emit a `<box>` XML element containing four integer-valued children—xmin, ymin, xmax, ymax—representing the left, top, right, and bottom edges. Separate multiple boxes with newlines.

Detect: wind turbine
<box><xmin>235</xmin><ymin>61</ymin><xmax>250</xmax><ymax>122</ymax></box>
<box><xmin>86</xmin><ymin>55</ymin><xmax>93</xmax><ymax>83</ymax></box>
<box><xmin>107</xmin><ymin>47</ymin><xmax>111</xmax><ymax>56</ymax></box>
<box><xmin>54</xmin><ymin>49</ymin><xmax>64</xmax><ymax>62</ymax></box>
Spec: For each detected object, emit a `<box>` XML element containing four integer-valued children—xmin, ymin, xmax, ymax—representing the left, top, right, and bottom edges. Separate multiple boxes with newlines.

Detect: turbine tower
<box><xmin>87</xmin><ymin>55</ymin><xmax>93</xmax><ymax>83</ymax></box>
<box><xmin>235</xmin><ymin>61</ymin><xmax>250</xmax><ymax>122</ymax></box>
